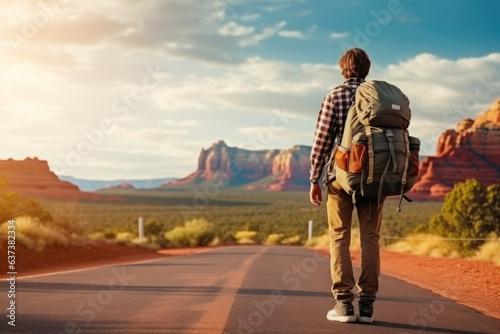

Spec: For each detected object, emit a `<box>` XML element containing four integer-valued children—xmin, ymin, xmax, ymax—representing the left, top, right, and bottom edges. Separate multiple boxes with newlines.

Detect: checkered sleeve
<box><xmin>310</xmin><ymin>94</ymin><xmax>337</xmax><ymax>183</ymax></box>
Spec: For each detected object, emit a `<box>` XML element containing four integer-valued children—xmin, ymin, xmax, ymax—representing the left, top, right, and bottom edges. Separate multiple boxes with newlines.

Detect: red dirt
<box><xmin>1</xmin><ymin>242</ymin><xmax>498</xmax><ymax>320</ymax></box>
<box><xmin>378</xmin><ymin>250</ymin><xmax>500</xmax><ymax>320</ymax></box>
<box><xmin>314</xmin><ymin>247</ymin><xmax>500</xmax><ymax>320</ymax></box>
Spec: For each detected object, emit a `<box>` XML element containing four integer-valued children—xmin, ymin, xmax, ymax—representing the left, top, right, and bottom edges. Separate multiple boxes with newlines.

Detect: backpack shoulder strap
<box><xmin>335</xmin><ymin>84</ymin><xmax>358</xmax><ymax>144</ymax></box>
<box><xmin>365</xmin><ymin>126</ymin><xmax>374</xmax><ymax>184</ymax></box>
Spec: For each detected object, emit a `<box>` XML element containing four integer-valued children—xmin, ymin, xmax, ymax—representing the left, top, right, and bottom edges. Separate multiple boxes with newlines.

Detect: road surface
<box><xmin>1</xmin><ymin>245</ymin><xmax>499</xmax><ymax>333</ymax></box>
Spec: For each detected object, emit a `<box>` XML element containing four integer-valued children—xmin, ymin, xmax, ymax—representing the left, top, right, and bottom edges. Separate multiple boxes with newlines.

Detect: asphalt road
<box><xmin>1</xmin><ymin>245</ymin><xmax>499</xmax><ymax>334</ymax></box>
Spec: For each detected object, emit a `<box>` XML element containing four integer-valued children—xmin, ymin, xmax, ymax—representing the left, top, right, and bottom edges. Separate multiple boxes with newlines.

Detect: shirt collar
<box><xmin>342</xmin><ymin>77</ymin><xmax>365</xmax><ymax>86</ymax></box>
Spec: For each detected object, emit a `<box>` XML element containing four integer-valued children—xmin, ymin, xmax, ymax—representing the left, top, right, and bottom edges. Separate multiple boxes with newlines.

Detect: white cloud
<box><xmin>330</xmin><ymin>32</ymin><xmax>350</xmax><ymax>39</ymax></box>
<box><xmin>263</xmin><ymin>5</ymin><xmax>291</xmax><ymax>12</ymax></box>
<box><xmin>218</xmin><ymin>22</ymin><xmax>255</xmax><ymax>37</ymax></box>
<box><xmin>161</xmin><ymin>119</ymin><xmax>200</xmax><ymax>127</ymax></box>
<box><xmin>240</xmin><ymin>14</ymin><xmax>261</xmax><ymax>21</ymax></box>
<box><xmin>239</xmin><ymin>21</ymin><xmax>287</xmax><ymax>46</ymax></box>
<box><xmin>377</xmin><ymin>53</ymin><xmax>500</xmax><ymax>153</ymax></box>
<box><xmin>279</xmin><ymin>30</ymin><xmax>306</xmax><ymax>39</ymax></box>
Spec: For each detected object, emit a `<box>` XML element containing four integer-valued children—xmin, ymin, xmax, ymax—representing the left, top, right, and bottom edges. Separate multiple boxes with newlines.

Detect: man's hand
<box><xmin>309</xmin><ymin>183</ymin><xmax>322</xmax><ymax>206</ymax></box>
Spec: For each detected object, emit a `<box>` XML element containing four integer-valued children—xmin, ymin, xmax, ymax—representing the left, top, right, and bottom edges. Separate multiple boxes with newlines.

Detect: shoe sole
<box><xmin>358</xmin><ymin>316</ymin><xmax>373</xmax><ymax>324</ymax></box>
<box><xmin>326</xmin><ymin>314</ymin><xmax>357</xmax><ymax>323</ymax></box>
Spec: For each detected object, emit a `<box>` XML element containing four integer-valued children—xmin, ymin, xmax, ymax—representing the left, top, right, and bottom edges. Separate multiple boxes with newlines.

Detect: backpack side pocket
<box><xmin>334</xmin><ymin>146</ymin><xmax>350</xmax><ymax>172</ymax></box>
<box><xmin>349</xmin><ymin>143</ymin><xmax>367</xmax><ymax>174</ymax></box>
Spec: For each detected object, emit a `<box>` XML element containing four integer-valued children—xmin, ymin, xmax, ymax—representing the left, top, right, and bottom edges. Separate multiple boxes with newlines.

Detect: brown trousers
<box><xmin>327</xmin><ymin>180</ymin><xmax>385</xmax><ymax>305</ymax></box>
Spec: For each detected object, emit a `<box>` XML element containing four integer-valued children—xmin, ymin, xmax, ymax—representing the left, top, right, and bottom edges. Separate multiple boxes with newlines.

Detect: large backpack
<box><xmin>333</xmin><ymin>80</ymin><xmax>420</xmax><ymax>212</ymax></box>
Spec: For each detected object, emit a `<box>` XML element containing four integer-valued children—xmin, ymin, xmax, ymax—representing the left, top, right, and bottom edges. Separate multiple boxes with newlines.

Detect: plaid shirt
<box><xmin>310</xmin><ymin>77</ymin><xmax>365</xmax><ymax>184</ymax></box>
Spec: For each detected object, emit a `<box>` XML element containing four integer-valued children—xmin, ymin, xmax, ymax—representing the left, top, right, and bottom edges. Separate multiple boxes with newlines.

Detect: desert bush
<box><xmin>474</xmin><ymin>240</ymin><xmax>500</xmax><ymax>265</ymax></box>
<box><xmin>428</xmin><ymin>179</ymin><xmax>500</xmax><ymax>255</ymax></box>
<box><xmin>386</xmin><ymin>233</ymin><xmax>460</xmax><ymax>258</ymax></box>
<box><xmin>164</xmin><ymin>218</ymin><xmax>215</xmax><ymax>247</ymax></box>
<box><xmin>145</xmin><ymin>218</ymin><xmax>164</xmax><ymax>236</ymax></box>
<box><xmin>304</xmin><ymin>230</ymin><xmax>330</xmax><ymax>247</ymax></box>
<box><xmin>47</xmin><ymin>201</ymin><xmax>87</xmax><ymax>234</ymax></box>
<box><xmin>265</xmin><ymin>233</ymin><xmax>284</xmax><ymax>245</ymax></box>
<box><xmin>103</xmin><ymin>230</ymin><xmax>116</xmax><ymax>240</ymax></box>
<box><xmin>0</xmin><ymin>178</ymin><xmax>52</xmax><ymax>224</ymax></box>
<box><xmin>0</xmin><ymin>216</ymin><xmax>69</xmax><ymax>252</ymax></box>
<box><xmin>281</xmin><ymin>235</ymin><xmax>302</xmax><ymax>245</ymax></box>
<box><xmin>233</xmin><ymin>230</ymin><xmax>259</xmax><ymax>244</ymax></box>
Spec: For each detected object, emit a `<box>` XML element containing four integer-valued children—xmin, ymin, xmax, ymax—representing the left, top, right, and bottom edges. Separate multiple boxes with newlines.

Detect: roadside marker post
<box><xmin>308</xmin><ymin>220</ymin><xmax>313</xmax><ymax>241</ymax></box>
<box><xmin>138</xmin><ymin>217</ymin><xmax>144</xmax><ymax>242</ymax></box>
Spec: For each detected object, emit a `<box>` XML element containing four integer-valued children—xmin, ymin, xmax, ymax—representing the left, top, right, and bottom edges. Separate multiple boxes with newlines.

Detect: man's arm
<box><xmin>309</xmin><ymin>94</ymin><xmax>337</xmax><ymax>205</ymax></box>
<box><xmin>310</xmin><ymin>183</ymin><xmax>323</xmax><ymax>206</ymax></box>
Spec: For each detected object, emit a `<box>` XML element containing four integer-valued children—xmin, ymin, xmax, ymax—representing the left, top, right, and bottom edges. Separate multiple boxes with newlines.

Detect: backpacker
<box><xmin>333</xmin><ymin>80</ymin><xmax>420</xmax><ymax>212</ymax></box>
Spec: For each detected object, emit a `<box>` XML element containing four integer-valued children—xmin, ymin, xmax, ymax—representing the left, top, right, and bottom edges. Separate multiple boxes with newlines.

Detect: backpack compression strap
<box><xmin>397</xmin><ymin>130</ymin><xmax>411</xmax><ymax>212</ymax></box>
<box><xmin>377</xmin><ymin>129</ymin><xmax>395</xmax><ymax>209</ymax></box>
<box><xmin>366</xmin><ymin>126</ymin><xmax>374</xmax><ymax>184</ymax></box>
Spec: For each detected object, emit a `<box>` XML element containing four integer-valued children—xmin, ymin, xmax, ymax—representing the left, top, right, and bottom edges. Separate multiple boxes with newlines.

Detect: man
<box><xmin>309</xmin><ymin>48</ymin><xmax>384</xmax><ymax>324</ymax></box>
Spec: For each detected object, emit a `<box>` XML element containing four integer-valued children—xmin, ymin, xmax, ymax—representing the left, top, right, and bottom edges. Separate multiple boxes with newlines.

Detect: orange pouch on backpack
<box><xmin>348</xmin><ymin>143</ymin><xmax>367</xmax><ymax>174</ymax></box>
<box><xmin>334</xmin><ymin>148</ymin><xmax>349</xmax><ymax>172</ymax></box>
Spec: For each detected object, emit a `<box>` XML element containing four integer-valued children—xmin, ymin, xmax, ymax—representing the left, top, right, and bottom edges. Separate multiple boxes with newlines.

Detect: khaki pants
<box><xmin>327</xmin><ymin>180</ymin><xmax>385</xmax><ymax>305</ymax></box>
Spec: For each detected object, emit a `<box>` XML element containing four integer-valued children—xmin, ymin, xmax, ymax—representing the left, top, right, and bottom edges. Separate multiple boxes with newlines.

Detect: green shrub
<box><xmin>103</xmin><ymin>230</ymin><xmax>116</xmax><ymax>240</ymax></box>
<box><xmin>0</xmin><ymin>216</ymin><xmax>69</xmax><ymax>252</ymax></box>
<box><xmin>234</xmin><ymin>230</ymin><xmax>259</xmax><ymax>244</ymax></box>
<box><xmin>0</xmin><ymin>177</ymin><xmax>52</xmax><ymax>224</ymax></box>
<box><xmin>164</xmin><ymin>218</ymin><xmax>215</xmax><ymax>247</ymax></box>
<box><xmin>265</xmin><ymin>233</ymin><xmax>283</xmax><ymax>245</ymax></box>
<box><xmin>429</xmin><ymin>179</ymin><xmax>500</xmax><ymax>255</ymax></box>
<box><xmin>145</xmin><ymin>219</ymin><xmax>164</xmax><ymax>236</ymax></box>
<box><xmin>281</xmin><ymin>235</ymin><xmax>302</xmax><ymax>245</ymax></box>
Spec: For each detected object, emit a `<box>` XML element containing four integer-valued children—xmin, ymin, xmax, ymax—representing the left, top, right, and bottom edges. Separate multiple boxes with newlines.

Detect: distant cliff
<box><xmin>411</xmin><ymin>98</ymin><xmax>500</xmax><ymax>198</ymax></box>
<box><xmin>0</xmin><ymin>158</ymin><xmax>98</xmax><ymax>199</ymax></box>
<box><xmin>166</xmin><ymin>140</ymin><xmax>311</xmax><ymax>191</ymax></box>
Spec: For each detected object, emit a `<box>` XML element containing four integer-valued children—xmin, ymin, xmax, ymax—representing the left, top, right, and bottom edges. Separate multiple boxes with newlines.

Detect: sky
<box><xmin>1</xmin><ymin>0</ymin><xmax>500</xmax><ymax>180</ymax></box>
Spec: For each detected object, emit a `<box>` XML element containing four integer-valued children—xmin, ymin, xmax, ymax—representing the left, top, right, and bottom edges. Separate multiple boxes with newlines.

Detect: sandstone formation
<box><xmin>166</xmin><ymin>141</ymin><xmax>310</xmax><ymax>191</ymax></box>
<box><xmin>411</xmin><ymin>98</ymin><xmax>500</xmax><ymax>198</ymax></box>
<box><xmin>0</xmin><ymin>158</ymin><xmax>98</xmax><ymax>199</ymax></box>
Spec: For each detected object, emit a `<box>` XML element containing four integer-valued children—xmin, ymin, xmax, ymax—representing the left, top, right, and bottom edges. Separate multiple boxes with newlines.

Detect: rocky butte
<box><xmin>166</xmin><ymin>140</ymin><xmax>310</xmax><ymax>191</ymax></box>
<box><xmin>411</xmin><ymin>98</ymin><xmax>500</xmax><ymax>198</ymax></box>
<box><xmin>0</xmin><ymin>157</ymin><xmax>98</xmax><ymax>199</ymax></box>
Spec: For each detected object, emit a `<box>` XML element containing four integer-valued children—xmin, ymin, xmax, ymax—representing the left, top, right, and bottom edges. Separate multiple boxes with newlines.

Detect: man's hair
<box><xmin>339</xmin><ymin>48</ymin><xmax>371</xmax><ymax>79</ymax></box>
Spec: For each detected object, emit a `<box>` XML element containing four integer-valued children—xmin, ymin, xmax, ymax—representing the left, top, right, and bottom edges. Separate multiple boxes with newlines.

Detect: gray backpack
<box><xmin>333</xmin><ymin>80</ymin><xmax>420</xmax><ymax>211</ymax></box>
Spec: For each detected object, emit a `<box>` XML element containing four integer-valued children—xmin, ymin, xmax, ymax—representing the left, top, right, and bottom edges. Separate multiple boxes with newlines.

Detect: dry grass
<box><xmin>264</xmin><ymin>233</ymin><xmax>284</xmax><ymax>245</ymax></box>
<box><xmin>304</xmin><ymin>232</ymin><xmax>329</xmax><ymax>247</ymax></box>
<box><xmin>386</xmin><ymin>233</ymin><xmax>461</xmax><ymax>258</ymax></box>
<box><xmin>0</xmin><ymin>216</ymin><xmax>70</xmax><ymax>252</ymax></box>
<box><xmin>281</xmin><ymin>235</ymin><xmax>302</xmax><ymax>245</ymax></box>
<box><xmin>45</xmin><ymin>201</ymin><xmax>88</xmax><ymax>234</ymax></box>
<box><xmin>304</xmin><ymin>227</ymin><xmax>360</xmax><ymax>251</ymax></box>
<box><xmin>233</xmin><ymin>230</ymin><xmax>258</xmax><ymax>244</ymax></box>
<box><xmin>474</xmin><ymin>240</ymin><xmax>500</xmax><ymax>265</ymax></box>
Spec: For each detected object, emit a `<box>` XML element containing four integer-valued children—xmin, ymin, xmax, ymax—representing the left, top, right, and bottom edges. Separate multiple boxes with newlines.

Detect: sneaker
<box><xmin>358</xmin><ymin>302</ymin><xmax>374</xmax><ymax>324</ymax></box>
<box><xmin>326</xmin><ymin>303</ymin><xmax>356</xmax><ymax>323</ymax></box>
